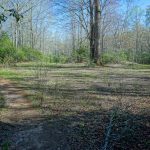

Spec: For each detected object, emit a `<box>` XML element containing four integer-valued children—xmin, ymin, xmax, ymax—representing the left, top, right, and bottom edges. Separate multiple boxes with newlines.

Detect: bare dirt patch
<box><xmin>0</xmin><ymin>79</ymin><xmax>70</xmax><ymax>150</ymax></box>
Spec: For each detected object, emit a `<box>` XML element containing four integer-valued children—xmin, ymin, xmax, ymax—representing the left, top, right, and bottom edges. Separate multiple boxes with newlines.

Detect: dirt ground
<box><xmin>0</xmin><ymin>64</ymin><xmax>150</xmax><ymax>149</ymax></box>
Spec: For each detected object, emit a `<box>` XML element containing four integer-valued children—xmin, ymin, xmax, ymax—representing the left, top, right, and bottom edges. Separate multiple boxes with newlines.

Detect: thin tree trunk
<box><xmin>89</xmin><ymin>0</ymin><xmax>95</xmax><ymax>61</ymax></box>
<box><xmin>94</xmin><ymin>0</ymin><xmax>101</xmax><ymax>64</ymax></box>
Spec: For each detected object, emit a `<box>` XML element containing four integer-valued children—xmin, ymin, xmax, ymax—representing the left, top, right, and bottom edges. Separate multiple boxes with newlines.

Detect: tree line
<box><xmin>0</xmin><ymin>0</ymin><xmax>150</xmax><ymax>64</ymax></box>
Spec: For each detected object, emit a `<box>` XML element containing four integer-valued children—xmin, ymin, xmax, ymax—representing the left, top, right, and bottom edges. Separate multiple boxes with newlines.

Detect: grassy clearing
<box><xmin>0</xmin><ymin>69</ymin><xmax>19</xmax><ymax>78</ymax></box>
<box><xmin>0</xmin><ymin>63</ymin><xmax>150</xmax><ymax>149</ymax></box>
<box><xmin>126</xmin><ymin>63</ymin><xmax>150</xmax><ymax>69</ymax></box>
<box><xmin>16</xmin><ymin>62</ymin><xmax>87</xmax><ymax>68</ymax></box>
<box><xmin>0</xmin><ymin>68</ymin><xmax>33</xmax><ymax>81</ymax></box>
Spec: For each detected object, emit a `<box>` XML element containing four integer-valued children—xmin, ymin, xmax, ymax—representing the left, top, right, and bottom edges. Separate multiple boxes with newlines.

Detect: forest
<box><xmin>0</xmin><ymin>0</ymin><xmax>150</xmax><ymax>149</ymax></box>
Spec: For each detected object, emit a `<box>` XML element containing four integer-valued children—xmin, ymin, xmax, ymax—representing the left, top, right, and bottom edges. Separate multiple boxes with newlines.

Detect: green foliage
<box><xmin>49</xmin><ymin>54</ymin><xmax>69</xmax><ymax>63</ymax></box>
<box><xmin>146</xmin><ymin>6</ymin><xmax>150</xmax><ymax>27</ymax></box>
<box><xmin>0</xmin><ymin>69</ymin><xmax>18</xmax><ymax>78</ymax></box>
<box><xmin>72</xmin><ymin>46</ymin><xmax>89</xmax><ymax>63</ymax></box>
<box><xmin>51</xmin><ymin>55</ymin><xmax>60</xmax><ymax>63</ymax></box>
<box><xmin>136</xmin><ymin>51</ymin><xmax>150</xmax><ymax>64</ymax></box>
<box><xmin>0</xmin><ymin>5</ymin><xmax>23</xmax><ymax>24</ymax></box>
<box><xmin>126</xmin><ymin>64</ymin><xmax>150</xmax><ymax>69</ymax></box>
<box><xmin>20</xmin><ymin>47</ymin><xmax>43</xmax><ymax>62</ymax></box>
<box><xmin>0</xmin><ymin>33</ymin><xmax>16</xmax><ymax>64</ymax></box>
<box><xmin>0</xmin><ymin>94</ymin><xmax>5</xmax><ymax>108</ymax></box>
<box><xmin>0</xmin><ymin>14</ymin><xmax>7</xmax><ymax>24</ymax></box>
<box><xmin>1</xmin><ymin>141</ymin><xmax>10</xmax><ymax>150</ymax></box>
<box><xmin>101</xmin><ymin>52</ymin><xmax>116</xmax><ymax>64</ymax></box>
<box><xmin>117</xmin><ymin>50</ymin><xmax>128</xmax><ymax>62</ymax></box>
<box><xmin>101</xmin><ymin>50</ymin><xmax>127</xmax><ymax>64</ymax></box>
<box><xmin>141</xmin><ymin>52</ymin><xmax>150</xmax><ymax>64</ymax></box>
<box><xmin>101</xmin><ymin>49</ymin><xmax>150</xmax><ymax>65</ymax></box>
<box><xmin>8</xmin><ymin>9</ymin><xmax>23</xmax><ymax>22</ymax></box>
<box><xmin>59</xmin><ymin>54</ymin><xmax>69</xmax><ymax>63</ymax></box>
<box><xmin>15</xmin><ymin>49</ymin><xmax>26</xmax><ymax>62</ymax></box>
<box><xmin>125</xmin><ymin>49</ymin><xmax>150</xmax><ymax>64</ymax></box>
<box><xmin>0</xmin><ymin>32</ymin><xmax>44</xmax><ymax>64</ymax></box>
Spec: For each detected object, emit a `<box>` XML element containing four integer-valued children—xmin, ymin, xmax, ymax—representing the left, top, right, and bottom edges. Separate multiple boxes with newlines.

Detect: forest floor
<box><xmin>0</xmin><ymin>63</ymin><xmax>150</xmax><ymax>150</ymax></box>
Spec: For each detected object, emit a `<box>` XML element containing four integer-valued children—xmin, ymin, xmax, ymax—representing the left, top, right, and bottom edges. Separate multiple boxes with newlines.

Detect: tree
<box><xmin>89</xmin><ymin>0</ymin><xmax>101</xmax><ymax>64</ymax></box>
<box><xmin>89</xmin><ymin>0</ymin><xmax>95</xmax><ymax>60</ymax></box>
<box><xmin>0</xmin><ymin>5</ymin><xmax>23</xmax><ymax>25</ymax></box>
<box><xmin>146</xmin><ymin>6</ymin><xmax>150</xmax><ymax>27</ymax></box>
<box><xmin>93</xmin><ymin>0</ymin><xmax>101</xmax><ymax>64</ymax></box>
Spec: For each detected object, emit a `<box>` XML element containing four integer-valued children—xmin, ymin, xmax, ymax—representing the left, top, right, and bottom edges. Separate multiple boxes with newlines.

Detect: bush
<box><xmin>52</xmin><ymin>55</ymin><xmax>60</xmax><ymax>63</ymax></box>
<box><xmin>125</xmin><ymin>49</ymin><xmax>150</xmax><ymax>64</ymax></box>
<box><xmin>15</xmin><ymin>49</ymin><xmax>26</xmax><ymax>62</ymax></box>
<box><xmin>0</xmin><ymin>32</ymin><xmax>44</xmax><ymax>64</ymax></box>
<box><xmin>0</xmin><ymin>33</ymin><xmax>16</xmax><ymax>63</ymax></box>
<box><xmin>21</xmin><ymin>47</ymin><xmax>43</xmax><ymax>62</ymax></box>
<box><xmin>48</xmin><ymin>54</ymin><xmax>69</xmax><ymax>64</ymax></box>
<box><xmin>59</xmin><ymin>54</ymin><xmax>69</xmax><ymax>63</ymax></box>
<box><xmin>101</xmin><ymin>52</ymin><xmax>116</xmax><ymax>64</ymax></box>
<box><xmin>141</xmin><ymin>52</ymin><xmax>150</xmax><ymax>64</ymax></box>
<box><xmin>116</xmin><ymin>50</ymin><xmax>128</xmax><ymax>62</ymax></box>
<box><xmin>136</xmin><ymin>51</ymin><xmax>150</xmax><ymax>64</ymax></box>
<box><xmin>72</xmin><ymin>46</ymin><xmax>89</xmax><ymax>63</ymax></box>
<box><xmin>101</xmin><ymin>50</ymin><xmax>128</xmax><ymax>64</ymax></box>
<box><xmin>75</xmin><ymin>46</ymin><xmax>89</xmax><ymax>63</ymax></box>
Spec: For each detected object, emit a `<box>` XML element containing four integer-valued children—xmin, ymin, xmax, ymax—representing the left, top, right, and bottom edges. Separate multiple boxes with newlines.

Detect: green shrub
<box><xmin>135</xmin><ymin>51</ymin><xmax>150</xmax><ymax>64</ymax></box>
<box><xmin>59</xmin><ymin>54</ymin><xmax>69</xmax><ymax>63</ymax></box>
<box><xmin>48</xmin><ymin>54</ymin><xmax>69</xmax><ymax>64</ymax></box>
<box><xmin>13</xmin><ymin>49</ymin><xmax>25</xmax><ymax>62</ymax></box>
<box><xmin>0</xmin><ymin>32</ymin><xmax>44</xmax><ymax>64</ymax></box>
<box><xmin>2</xmin><ymin>56</ymin><xmax>15</xmax><ymax>67</ymax></box>
<box><xmin>141</xmin><ymin>52</ymin><xmax>150</xmax><ymax>64</ymax></box>
<box><xmin>0</xmin><ymin>32</ymin><xmax>44</xmax><ymax>63</ymax></box>
<box><xmin>21</xmin><ymin>47</ymin><xmax>43</xmax><ymax>61</ymax></box>
<box><xmin>52</xmin><ymin>55</ymin><xmax>60</xmax><ymax>63</ymax></box>
<box><xmin>116</xmin><ymin>50</ymin><xmax>128</xmax><ymax>62</ymax></box>
<box><xmin>0</xmin><ymin>33</ymin><xmax>16</xmax><ymax>63</ymax></box>
<box><xmin>121</xmin><ymin>49</ymin><xmax>150</xmax><ymax>64</ymax></box>
<box><xmin>101</xmin><ymin>51</ymin><xmax>116</xmax><ymax>64</ymax></box>
<box><xmin>72</xmin><ymin>46</ymin><xmax>89</xmax><ymax>63</ymax></box>
<box><xmin>101</xmin><ymin>50</ymin><xmax>128</xmax><ymax>64</ymax></box>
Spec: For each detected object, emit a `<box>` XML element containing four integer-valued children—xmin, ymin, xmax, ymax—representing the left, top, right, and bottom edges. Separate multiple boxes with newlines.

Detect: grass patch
<box><xmin>1</xmin><ymin>141</ymin><xmax>11</xmax><ymax>150</ymax></box>
<box><xmin>0</xmin><ymin>63</ymin><xmax>149</xmax><ymax>149</ymax></box>
<box><xmin>61</xmin><ymin>72</ymin><xmax>97</xmax><ymax>78</ymax></box>
<box><xmin>0</xmin><ymin>69</ymin><xmax>24</xmax><ymax>82</ymax></box>
<box><xmin>0</xmin><ymin>68</ymin><xmax>33</xmax><ymax>81</ymax></box>
<box><xmin>0</xmin><ymin>93</ymin><xmax>5</xmax><ymax>108</ymax></box>
<box><xmin>0</xmin><ymin>69</ymin><xmax>19</xmax><ymax>78</ymax></box>
<box><xmin>126</xmin><ymin>64</ymin><xmax>150</xmax><ymax>69</ymax></box>
<box><xmin>16</xmin><ymin>62</ymin><xmax>87</xmax><ymax>68</ymax></box>
<box><xmin>27</xmin><ymin>93</ymin><xmax>44</xmax><ymax>108</ymax></box>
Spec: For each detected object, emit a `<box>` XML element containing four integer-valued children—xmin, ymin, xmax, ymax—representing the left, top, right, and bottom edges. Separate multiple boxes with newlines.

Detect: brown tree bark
<box><xmin>89</xmin><ymin>0</ymin><xmax>101</xmax><ymax>64</ymax></box>
<box><xmin>89</xmin><ymin>0</ymin><xmax>95</xmax><ymax>61</ymax></box>
<box><xmin>94</xmin><ymin>0</ymin><xmax>101</xmax><ymax>64</ymax></box>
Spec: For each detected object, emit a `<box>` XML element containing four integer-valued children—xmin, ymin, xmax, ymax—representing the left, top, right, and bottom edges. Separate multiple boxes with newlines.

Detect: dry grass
<box><xmin>0</xmin><ymin>63</ymin><xmax>150</xmax><ymax>149</ymax></box>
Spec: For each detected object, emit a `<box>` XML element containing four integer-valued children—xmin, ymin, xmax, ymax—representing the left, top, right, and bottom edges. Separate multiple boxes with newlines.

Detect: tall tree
<box><xmin>146</xmin><ymin>6</ymin><xmax>150</xmax><ymax>27</ymax></box>
<box><xmin>89</xmin><ymin>0</ymin><xmax>101</xmax><ymax>64</ymax></box>
<box><xmin>89</xmin><ymin>0</ymin><xmax>94</xmax><ymax>60</ymax></box>
<box><xmin>94</xmin><ymin>0</ymin><xmax>101</xmax><ymax>63</ymax></box>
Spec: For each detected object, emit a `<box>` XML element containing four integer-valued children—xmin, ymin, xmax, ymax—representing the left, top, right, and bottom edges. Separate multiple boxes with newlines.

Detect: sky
<box><xmin>134</xmin><ymin>0</ymin><xmax>150</xmax><ymax>9</ymax></box>
<box><xmin>120</xmin><ymin>0</ymin><xmax>149</xmax><ymax>11</ymax></box>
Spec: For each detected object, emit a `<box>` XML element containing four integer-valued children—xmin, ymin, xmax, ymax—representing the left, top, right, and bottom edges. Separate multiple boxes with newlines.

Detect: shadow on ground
<box><xmin>1</xmin><ymin>65</ymin><xmax>150</xmax><ymax>149</ymax></box>
<box><xmin>0</xmin><ymin>108</ymin><xmax>149</xmax><ymax>150</ymax></box>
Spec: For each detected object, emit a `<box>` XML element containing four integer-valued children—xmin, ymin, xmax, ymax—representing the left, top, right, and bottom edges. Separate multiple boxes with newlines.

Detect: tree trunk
<box><xmin>89</xmin><ymin>0</ymin><xmax>101</xmax><ymax>64</ymax></box>
<box><xmin>94</xmin><ymin>0</ymin><xmax>101</xmax><ymax>64</ymax></box>
<box><xmin>90</xmin><ymin>0</ymin><xmax>95</xmax><ymax>61</ymax></box>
